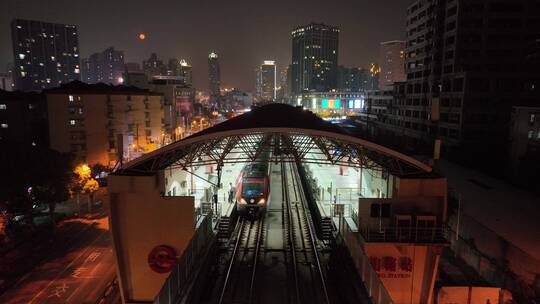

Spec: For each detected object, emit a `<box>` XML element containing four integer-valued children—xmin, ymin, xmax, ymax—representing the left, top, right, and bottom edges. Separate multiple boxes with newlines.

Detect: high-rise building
<box><xmin>291</xmin><ymin>23</ymin><xmax>339</xmax><ymax>94</ymax></box>
<box><xmin>11</xmin><ymin>19</ymin><xmax>81</xmax><ymax>92</ymax></box>
<box><xmin>208</xmin><ymin>52</ymin><xmax>221</xmax><ymax>97</ymax></box>
<box><xmin>179</xmin><ymin>60</ymin><xmax>193</xmax><ymax>87</ymax></box>
<box><xmin>379</xmin><ymin>41</ymin><xmax>406</xmax><ymax>89</ymax></box>
<box><xmin>81</xmin><ymin>47</ymin><xmax>125</xmax><ymax>85</ymax></box>
<box><xmin>143</xmin><ymin>53</ymin><xmax>166</xmax><ymax>78</ymax></box>
<box><xmin>367</xmin><ymin>0</ymin><xmax>540</xmax><ymax>173</ymax></box>
<box><xmin>167</xmin><ymin>58</ymin><xmax>180</xmax><ymax>76</ymax></box>
<box><xmin>256</xmin><ymin>60</ymin><xmax>277</xmax><ymax>101</ymax></box>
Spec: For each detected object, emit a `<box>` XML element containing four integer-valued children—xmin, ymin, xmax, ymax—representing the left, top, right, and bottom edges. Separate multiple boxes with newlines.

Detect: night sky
<box><xmin>1</xmin><ymin>0</ymin><xmax>410</xmax><ymax>92</ymax></box>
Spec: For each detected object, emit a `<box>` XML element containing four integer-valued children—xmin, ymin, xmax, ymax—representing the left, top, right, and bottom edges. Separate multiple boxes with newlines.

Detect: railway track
<box><xmin>214</xmin><ymin>160</ymin><xmax>330</xmax><ymax>304</ymax></box>
<box><xmin>218</xmin><ymin>215</ymin><xmax>265</xmax><ymax>304</ymax></box>
<box><xmin>282</xmin><ymin>160</ymin><xmax>330</xmax><ymax>304</ymax></box>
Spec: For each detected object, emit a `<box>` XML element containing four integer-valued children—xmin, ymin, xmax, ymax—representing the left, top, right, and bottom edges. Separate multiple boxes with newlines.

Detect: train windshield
<box><xmin>242</xmin><ymin>182</ymin><xmax>264</xmax><ymax>197</ymax></box>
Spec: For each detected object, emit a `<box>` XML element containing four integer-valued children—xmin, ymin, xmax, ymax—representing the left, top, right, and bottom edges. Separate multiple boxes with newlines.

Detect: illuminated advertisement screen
<box><xmin>322</xmin><ymin>99</ymin><xmax>329</xmax><ymax>109</ymax></box>
<box><xmin>176</xmin><ymin>97</ymin><xmax>192</xmax><ymax>115</ymax></box>
<box><xmin>355</xmin><ymin>99</ymin><xmax>364</xmax><ymax>109</ymax></box>
<box><xmin>334</xmin><ymin>99</ymin><xmax>341</xmax><ymax>109</ymax></box>
<box><xmin>348</xmin><ymin>100</ymin><xmax>354</xmax><ymax>109</ymax></box>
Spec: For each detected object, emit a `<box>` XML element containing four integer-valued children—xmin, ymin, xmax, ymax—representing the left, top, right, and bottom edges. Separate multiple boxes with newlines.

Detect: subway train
<box><xmin>236</xmin><ymin>154</ymin><xmax>270</xmax><ymax>217</ymax></box>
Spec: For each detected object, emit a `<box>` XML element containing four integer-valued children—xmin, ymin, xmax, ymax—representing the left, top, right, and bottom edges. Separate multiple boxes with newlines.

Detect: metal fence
<box><xmin>359</xmin><ymin>225</ymin><xmax>448</xmax><ymax>243</ymax></box>
<box><xmin>338</xmin><ymin>218</ymin><xmax>394</xmax><ymax>304</ymax></box>
<box><xmin>154</xmin><ymin>213</ymin><xmax>216</xmax><ymax>304</ymax></box>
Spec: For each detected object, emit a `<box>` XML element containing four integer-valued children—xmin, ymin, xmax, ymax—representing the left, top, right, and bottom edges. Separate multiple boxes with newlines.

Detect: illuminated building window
<box><xmin>19</xmin><ymin>54</ymin><xmax>25</xmax><ymax>59</ymax></box>
<box><xmin>70</xmin><ymin>119</ymin><xmax>76</xmax><ymax>126</ymax></box>
<box><xmin>528</xmin><ymin>130</ymin><xmax>534</xmax><ymax>139</ymax></box>
<box><xmin>1</xmin><ymin>123</ymin><xmax>8</xmax><ymax>128</ymax></box>
<box><xmin>69</xmin><ymin>95</ymin><xmax>74</xmax><ymax>102</ymax></box>
<box><xmin>0</xmin><ymin>104</ymin><xmax>6</xmax><ymax>110</ymax></box>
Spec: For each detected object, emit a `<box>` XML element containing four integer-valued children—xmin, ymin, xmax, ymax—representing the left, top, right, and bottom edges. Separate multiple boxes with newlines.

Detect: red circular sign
<box><xmin>148</xmin><ymin>245</ymin><xmax>177</xmax><ymax>273</ymax></box>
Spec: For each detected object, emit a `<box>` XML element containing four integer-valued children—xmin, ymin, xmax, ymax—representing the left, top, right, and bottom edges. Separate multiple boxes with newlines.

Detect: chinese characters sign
<box><xmin>370</xmin><ymin>256</ymin><xmax>413</xmax><ymax>279</ymax></box>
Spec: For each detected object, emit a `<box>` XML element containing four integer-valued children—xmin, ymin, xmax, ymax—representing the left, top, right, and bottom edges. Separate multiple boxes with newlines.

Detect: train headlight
<box><xmin>239</xmin><ymin>198</ymin><xmax>247</xmax><ymax>204</ymax></box>
<box><xmin>258</xmin><ymin>198</ymin><xmax>265</xmax><ymax>204</ymax></box>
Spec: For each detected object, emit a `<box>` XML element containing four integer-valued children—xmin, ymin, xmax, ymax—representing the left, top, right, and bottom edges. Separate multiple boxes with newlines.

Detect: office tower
<box><xmin>11</xmin><ymin>19</ymin><xmax>81</xmax><ymax>92</ymax></box>
<box><xmin>291</xmin><ymin>23</ymin><xmax>339</xmax><ymax>94</ymax></box>
<box><xmin>81</xmin><ymin>47</ymin><xmax>125</xmax><ymax>85</ymax></box>
<box><xmin>143</xmin><ymin>53</ymin><xmax>166</xmax><ymax>78</ymax></box>
<box><xmin>178</xmin><ymin>60</ymin><xmax>193</xmax><ymax>87</ymax></box>
<box><xmin>208</xmin><ymin>52</ymin><xmax>221</xmax><ymax>97</ymax></box>
<box><xmin>379</xmin><ymin>40</ymin><xmax>406</xmax><ymax>89</ymax></box>
<box><xmin>256</xmin><ymin>60</ymin><xmax>277</xmax><ymax>101</ymax></box>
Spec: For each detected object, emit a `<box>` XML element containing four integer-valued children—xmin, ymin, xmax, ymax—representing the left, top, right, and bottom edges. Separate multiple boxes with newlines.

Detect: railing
<box><xmin>338</xmin><ymin>218</ymin><xmax>394</xmax><ymax>304</ymax></box>
<box><xmin>359</xmin><ymin>225</ymin><xmax>448</xmax><ymax>243</ymax></box>
<box><xmin>154</xmin><ymin>213</ymin><xmax>216</xmax><ymax>304</ymax></box>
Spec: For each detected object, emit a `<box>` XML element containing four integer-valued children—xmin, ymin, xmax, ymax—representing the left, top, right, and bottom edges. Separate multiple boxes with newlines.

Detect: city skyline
<box><xmin>0</xmin><ymin>0</ymin><xmax>411</xmax><ymax>92</ymax></box>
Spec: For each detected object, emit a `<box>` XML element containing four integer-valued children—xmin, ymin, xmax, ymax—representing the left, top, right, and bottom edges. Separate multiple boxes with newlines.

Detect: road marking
<box><xmin>27</xmin><ymin>230</ymin><xmax>107</xmax><ymax>304</ymax></box>
<box><xmin>47</xmin><ymin>283</ymin><xmax>69</xmax><ymax>298</ymax></box>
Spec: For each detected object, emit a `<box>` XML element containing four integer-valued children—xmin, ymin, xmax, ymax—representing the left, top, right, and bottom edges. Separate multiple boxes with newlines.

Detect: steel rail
<box><xmin>289</xmin><ymin>161</ymin><xmax>331</xmax><ymax>304</ymax></box>
<box><xmin>248</xmin><ymin>215</ymin><xmax>265</xmax><ymax>304</ymax></box>
<box><xmin>218</xmin><ymin>217</ymin><xmax>246</xmax><ymax>304</ymax></box>
<box><xmin>282</xmin><ymin>160</ymin><xmax>302</xmax><ymax>304</ymax></box>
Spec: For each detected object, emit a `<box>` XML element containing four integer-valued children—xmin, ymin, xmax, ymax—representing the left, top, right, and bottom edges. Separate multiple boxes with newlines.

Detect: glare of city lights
<box><xmin>138</xmin><ymin>33</ymin><xmax>146</xmax><ymax>40</ymax></box>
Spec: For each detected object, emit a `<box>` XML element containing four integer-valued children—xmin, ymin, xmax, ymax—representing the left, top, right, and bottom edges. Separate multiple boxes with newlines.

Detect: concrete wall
<box><xmin>437</xmin><ymin>286</ymin><xmax>512</xmax><ymax>304</ymax></box>
<box><xmin>364</xmin><ymin>243</ymin><xmax>439</xmax><ymax>304</ymax></box>
<box><xmin>108</xmin><ymin>174</ymin><xmax>195</xmax><ymax>303</ymax></box>
<box><xmin>394</xmin><ymin>177</ymin><xmax>447</xmax><ymax>223</ymax></box>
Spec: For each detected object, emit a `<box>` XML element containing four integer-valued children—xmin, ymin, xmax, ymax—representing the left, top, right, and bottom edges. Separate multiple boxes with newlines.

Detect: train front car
<box><xmin>236</xmin><ymin>159</ymin><xmax>270</xmax><ymax>218</ymax></box>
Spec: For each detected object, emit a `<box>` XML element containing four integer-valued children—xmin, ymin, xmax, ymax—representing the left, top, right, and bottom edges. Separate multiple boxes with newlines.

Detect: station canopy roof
<box><xmin>115</xmin><ymin>104</ymin><xmax>433</xmax><ymax>177</ymax></box>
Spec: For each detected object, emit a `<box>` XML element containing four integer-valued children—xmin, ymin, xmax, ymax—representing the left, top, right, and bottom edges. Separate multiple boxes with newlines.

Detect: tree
<box><xmin>72</xmin><ymin>164</ymin><xmax>99</xmax><ymax>213</ymax></box>
<box><xmin>82</xmin><ymin>178</ymin><xmax>99</xmax><ymax>212</ymax></box>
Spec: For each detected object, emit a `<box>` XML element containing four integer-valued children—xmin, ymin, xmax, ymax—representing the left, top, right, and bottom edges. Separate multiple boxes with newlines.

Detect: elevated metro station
<box><xmin>107</xmin><ymin>104</ymin><xmax>449</xmax><ymax>304</ymax></box>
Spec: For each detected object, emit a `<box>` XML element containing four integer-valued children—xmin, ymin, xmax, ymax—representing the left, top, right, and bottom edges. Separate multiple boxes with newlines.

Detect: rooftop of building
<box><xmin>380</xmin><ymin>40</ymin><xmax>406</xmax><ymax>45</ymax></box>
<box><xmin>0</xmin><ymin>89</ymin><xmax>43</xmax><ymax>101</ymax></box>
<box><xmin>439</xmin><ymin>159</ymin><xmax>540</xmax><ymax>261</ymax></box>
<box><xmin>12</xmin><ymin>18</ymin><xmax>78</xmax><ymax>28</ymax></box>
<box><xmin>292</xmin><ymin>22</ymin><xmax>340</xmax><ymax>33</ymax></box>
<box><xmin>44</xmin><ymin>80</ymin><xmax>163</xmax><ymax>96</ymax></box>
